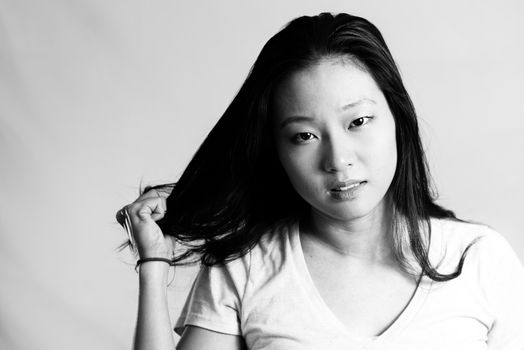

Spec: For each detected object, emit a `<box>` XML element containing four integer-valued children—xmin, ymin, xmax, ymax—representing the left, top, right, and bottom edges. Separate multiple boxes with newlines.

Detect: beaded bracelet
<box><xmin>135</xmin><ymin>257</ymin><xmax>174</xmax><ymax>272</ymax></box>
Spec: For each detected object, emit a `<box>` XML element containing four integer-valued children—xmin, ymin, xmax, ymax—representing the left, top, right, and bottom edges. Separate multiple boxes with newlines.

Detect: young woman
<box><xmin>117</xmin><ymin>13</ymin><xmax>524</xmax><ymax>350</ymax></box>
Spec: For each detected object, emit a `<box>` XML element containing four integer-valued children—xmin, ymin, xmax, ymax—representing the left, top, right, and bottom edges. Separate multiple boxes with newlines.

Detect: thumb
<box><xmin>137</xmin><ymin>200</ymin><xmax>167</xmax><ymax>222</ymax></box>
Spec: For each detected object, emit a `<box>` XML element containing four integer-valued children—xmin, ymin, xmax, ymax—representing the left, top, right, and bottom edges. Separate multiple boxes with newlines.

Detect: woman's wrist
<box><xmin>138</xmin><ymin>261</ymin><xmax>171</xmax><ymax>285</ymax></box>
<box><xmin>135</xmin><ymin>257</ymin><xmax>172</xmax><ymax>272</ymax></box>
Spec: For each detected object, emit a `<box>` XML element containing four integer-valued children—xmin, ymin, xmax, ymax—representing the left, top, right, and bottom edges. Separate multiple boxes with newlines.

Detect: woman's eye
<box><xmin>350</xmin><ymin>116</ymin><xmax>372</xmax><ymax>128</ymax></box>
<box><xmin>292</xmin><ymin>132</ymin><xmax>316</xmax><ymax>143</ymax></box>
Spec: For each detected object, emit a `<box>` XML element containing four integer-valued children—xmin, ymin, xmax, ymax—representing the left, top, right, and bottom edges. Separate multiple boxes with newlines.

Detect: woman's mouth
<box><xmin>328</xmin><ymin>180</ymin><xmax>367</xmax><ymax>200</ymax></box>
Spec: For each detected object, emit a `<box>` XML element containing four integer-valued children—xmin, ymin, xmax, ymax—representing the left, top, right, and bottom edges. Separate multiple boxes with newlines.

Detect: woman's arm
<box><xmin>117</xmin><ymin>188</ymin><xmax>177</xmax><ymax>350</ymax></box>
<box><xmin>134</xmin><ymin>262</ymin><xmax>176</xmax><ymax>350</ymax></box>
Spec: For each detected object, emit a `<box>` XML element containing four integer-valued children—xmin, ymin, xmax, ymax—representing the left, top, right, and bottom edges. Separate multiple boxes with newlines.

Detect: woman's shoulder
<box><xmin>217</xmin><ymin>218</ymin><xmax>297</xmax><ymax>277</ymax></box>
<box><xmin>251</xmin><ymin>218</ymin><xmax>297</xmax><ymax>260</ymax></box>
<box><xmin>430</xmin><ymin>217</ymin><xmax>520</xmax><ymax>273</ymax></box>
<box><xmin>431</xmin><ymin>217</ymin><xmax>504</xmax><ymax>249</ymax></box>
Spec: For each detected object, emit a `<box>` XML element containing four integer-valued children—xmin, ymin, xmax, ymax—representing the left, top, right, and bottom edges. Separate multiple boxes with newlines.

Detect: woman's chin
<box><xmin>311</xmin><ymin>197</ymin><xmax>388</xmax><ymax>223</ymax></box>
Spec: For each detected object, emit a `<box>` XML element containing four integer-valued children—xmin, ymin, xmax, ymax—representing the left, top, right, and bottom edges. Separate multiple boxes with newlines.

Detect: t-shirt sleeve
<box><xmin>476</xmin><ymin>228</ymin><xmax>524</xmax><ymax>350</ymax></box>
<box><xmin>174</xmin><ymin>256</ymin><xmax>250</xmax><ymax>337</ymax></box>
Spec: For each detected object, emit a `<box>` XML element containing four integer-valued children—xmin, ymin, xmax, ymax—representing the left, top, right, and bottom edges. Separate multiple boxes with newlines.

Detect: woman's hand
<box><xmin>116</xmin><ymin>187</ymin><xmax>175</xmax><ymax>259</ymax></box>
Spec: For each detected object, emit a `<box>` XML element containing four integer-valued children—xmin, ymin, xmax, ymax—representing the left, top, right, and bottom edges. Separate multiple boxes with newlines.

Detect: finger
<box><xmin>147</xmin><ymin>201</ymin><xmax>168</xmax><ymax>222</ymax></box>
<box><xmin>128</xmin><ymin>197</ymin><xmax>167</xmax><ymax>223</ymax></box>
<box><xmin>133</xmin><ymin>192</ymin><xmax>167</xmax><ymax>213</ymax></box>
<box><xmin>152</xmin><ymin>186</ymin><xmax>172</xmax><ymax>198</ymax></box>
<box><xmin>137</xmin><ymin>188</ymin><xmax>164</xmax><ymax>201</ymax></box>
<box><xmin>138</xmin><ymin>186</ymin><xmax>172</xmax><ymax>201</ymax></box>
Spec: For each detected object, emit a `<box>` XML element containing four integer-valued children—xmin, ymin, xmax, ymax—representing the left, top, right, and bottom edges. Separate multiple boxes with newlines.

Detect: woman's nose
<box><xmin>322</xmin><ymin>134</ymin><xmax>354</xmax><ymax>173</ymax></box>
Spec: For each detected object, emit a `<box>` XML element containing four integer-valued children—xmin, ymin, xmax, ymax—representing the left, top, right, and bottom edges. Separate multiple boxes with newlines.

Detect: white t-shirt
<box><xmin>174</xmin><ymin>218</ymin><xmax>524</xmax><ymax>349</ymax></box>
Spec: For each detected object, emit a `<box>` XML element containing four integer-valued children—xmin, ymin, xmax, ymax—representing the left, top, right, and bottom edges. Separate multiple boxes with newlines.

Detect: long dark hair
<box><xmin>134</xmin><ymin>13</ymin><xmax>473</xmax><ymax>281</ymax></box>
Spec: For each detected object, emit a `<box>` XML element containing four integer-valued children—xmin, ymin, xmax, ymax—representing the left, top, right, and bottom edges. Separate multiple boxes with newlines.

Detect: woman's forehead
<box><xmin>272</xmin><ymin>60</ymin><xmax>383</xmax><ymax>119</ymax></box>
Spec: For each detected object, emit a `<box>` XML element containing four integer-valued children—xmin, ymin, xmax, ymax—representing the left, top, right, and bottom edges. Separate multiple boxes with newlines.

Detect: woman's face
<box><xmin>272</xmin><ymin>59</ymin><xmax>397</xmax><ymax>222</ymax></box>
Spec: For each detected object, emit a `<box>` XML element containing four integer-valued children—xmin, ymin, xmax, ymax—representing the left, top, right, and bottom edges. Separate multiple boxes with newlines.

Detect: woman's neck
<box><xmin>301</xmin><ymin>202</ymin><xmax>394</xmax><ymax>264</ymax></box>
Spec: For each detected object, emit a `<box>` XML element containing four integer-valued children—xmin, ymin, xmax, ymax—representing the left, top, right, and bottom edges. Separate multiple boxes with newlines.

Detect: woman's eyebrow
<box><xmin>341</xmin><ymin>98</ymin><xmax>376</xmax><ymax>110</ymax></box>
<box><xmin>279</xmin><ymin>116</ymin><xmax>315</xmax><ymax>129</ymax></box>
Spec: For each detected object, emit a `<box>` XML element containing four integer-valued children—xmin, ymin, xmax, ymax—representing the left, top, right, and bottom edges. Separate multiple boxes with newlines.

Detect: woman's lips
<box><xmin>328</xmin><ymin>180</ymin><xmax>367</xmax><ymax>200</ymax></box>
<box><xmin>329</xmin><ymin>179</ymin><xmax>366</xmax><ymax>191</ymax></box>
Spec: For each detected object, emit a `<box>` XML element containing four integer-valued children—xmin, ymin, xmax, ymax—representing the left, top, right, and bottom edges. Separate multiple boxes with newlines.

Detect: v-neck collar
<box><xmin>289</xmin><ymin>219</ymin><xmax>433</xmax><ymax>344</ymax></box>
